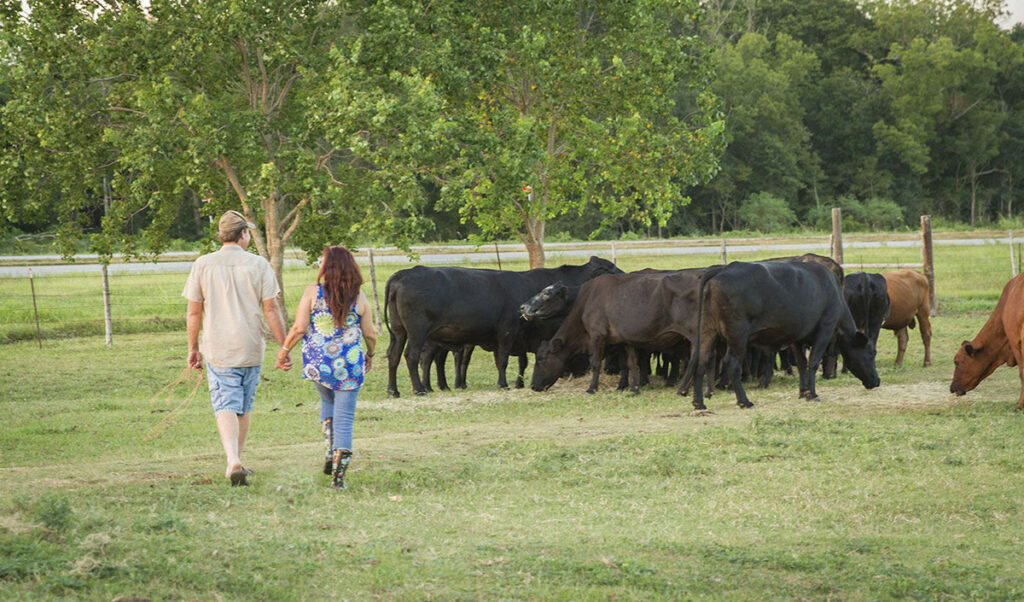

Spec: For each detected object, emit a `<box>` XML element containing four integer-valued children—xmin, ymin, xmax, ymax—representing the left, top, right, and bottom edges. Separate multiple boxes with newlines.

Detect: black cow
<box><xmin>684</xmin><ymin>261</ymin><xmax>879</xmax><ymax>410</ymax></box>
<box><xmin>530</xmin><ymin>269</ymin><xmax>704</xmax><ymax>394</ymax></box>
<box><xmin>842</xmin><ymin>272</ymin><xmax>890</xmax><ymax>362</ymax></box>
<box><xmin>384</xmin><ymin>256</ymin><xmax>621</xmax><ymax>397</ymax></box>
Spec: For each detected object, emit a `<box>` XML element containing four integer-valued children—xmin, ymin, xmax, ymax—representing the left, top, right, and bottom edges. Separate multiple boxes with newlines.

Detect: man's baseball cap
<box><xmin>218</xmin><ymin>210</ymin><xmax>255</xmax><ymax>238</ymax></box>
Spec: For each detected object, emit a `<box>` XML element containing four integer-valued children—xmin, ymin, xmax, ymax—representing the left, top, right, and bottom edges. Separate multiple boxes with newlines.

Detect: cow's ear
<box><xmin>963</xmin><ymin>341</ymin><xmax>976</xmax><ymax>357</ymax></box>
<box><xmin>551</xmin><ymin>337</ymin><xmax>564</xmax><ymax>353</ymax></box>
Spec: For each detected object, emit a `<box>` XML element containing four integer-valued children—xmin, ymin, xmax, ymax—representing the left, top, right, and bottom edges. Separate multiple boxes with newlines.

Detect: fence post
<box><xmin>1010</xmin><ymin>231</ymin><xmax>1017</xmax><ymax>277</ymax></box>
<box><xmin>921</xmin><ymin>215</ymin><xmax>936</xmax><ymax>316</ymax></box>
<box><xmin>831</xmin><ymin>208</ymin><xmax>843</xmax><ymax>265</ymax></box>
<box><xmin>494</xmin><ymin>242</ymin><xmax>502</xmax><ymax>270</ymax></box>
<box><xmin>366</xmin><ymin>248</ymin><xmax>383</xmax><ymax>336</ymax></box>
<box><xmin>101</xmin><ymin>264</ymin><xmax>113</xmax><ymax>347</ymax></box>
<box><xmin>28</xmin><ymin>268</ymin><xmax>42</xmax><ymax>349</ymax></box>
<box><xmin>720</xmin><ymin>239</ymin><xmax>727</xmax><ymax>265</ymax></box>
<box><xmin>611</xmin><ymin>241</ymin><xmax>617</xmax><ymax>266</ymax></box>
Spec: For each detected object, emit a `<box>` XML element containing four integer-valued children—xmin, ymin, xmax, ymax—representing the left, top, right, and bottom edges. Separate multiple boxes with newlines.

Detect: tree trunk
<box><xmin>524</xmin><ymin>214</ymin><xmax>545</xmax><ymax>269</ymax></box>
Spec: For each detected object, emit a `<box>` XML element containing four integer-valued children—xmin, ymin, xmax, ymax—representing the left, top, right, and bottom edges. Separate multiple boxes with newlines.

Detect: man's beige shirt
<box><xmin>182</xmin><ymin>245</ymin><xmax>280</xmax><ymax>368</ymax></box>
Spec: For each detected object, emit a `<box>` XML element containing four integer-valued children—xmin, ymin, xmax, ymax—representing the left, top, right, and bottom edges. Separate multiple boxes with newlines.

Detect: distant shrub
<box><xmin>738</xmin><ymin>192</ymin><xmax>797</xmax><ymax>233</ymax></box>
<box><xmin>806</xmin><ymin>196</ymin><xmax>904</xmax><ymax>231</ymax></box>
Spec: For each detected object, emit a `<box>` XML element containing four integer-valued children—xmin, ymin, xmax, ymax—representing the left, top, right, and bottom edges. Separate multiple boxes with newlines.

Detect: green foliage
<box><xmin>737</xmin><ymin>192</ymin><xmax>797</xmax><ymax>232</ymax></box>
<box><xmin>806</xmin><ymin>195</ymin><xmax>905</xmax><ymax>231</ymax></box>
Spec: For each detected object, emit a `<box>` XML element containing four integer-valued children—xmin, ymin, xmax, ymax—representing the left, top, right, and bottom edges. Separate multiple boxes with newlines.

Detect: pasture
<box><xmin>2</xmin><ymin>238</ymin><xmax>1024</xmax><ymax>600</ymax></box>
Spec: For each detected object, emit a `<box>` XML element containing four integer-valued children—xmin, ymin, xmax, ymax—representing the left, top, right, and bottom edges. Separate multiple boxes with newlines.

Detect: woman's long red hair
<box><xmin>318</xmin><ymin>246</ymin><xmax>363</xmax><ymax>327</ymax></box>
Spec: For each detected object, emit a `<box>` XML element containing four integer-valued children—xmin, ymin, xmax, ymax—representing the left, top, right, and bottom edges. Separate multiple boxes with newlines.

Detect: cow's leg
<box><xmin>793</xmin><ymin>345</ymin><xmax>811</xmax><ymax>399</ymax></box>
<box><xmin>435</xmin><ymin>348</ymin><xmax>450</xmax><ymax>391</ymax></box>
<box><xmin>494</xmin><ymin>345</ymin><xmax>510</xmax><ymax>389</ymax></box>
<box><xmin>723</xmin><ymin>350</ymin><xmax>753</xmax><ymax>408</ymax></box>
<box><xmin>587</xmin><ymin>335</ymin><xmax>607</xmax><ymax>394</ymax></box>
<box><xmin>419</xmin><ymin>342</ymin><xmax>436</xmax><ymax>393</ymax></box>
<box><xmin>515</xmin><ymin>353</ymin><xmax>528</xmax><ymax>389</ymax></box>
<box><xmin>386</xmin><ymin>323</ymin><xmax>407</xmax><ymax>398</ymax></box>
<box><xmin>403</xmin><ymin>333</ymin><xmax>428</xmax><ymax>395</ymax></box>
<box><xmin>639</xmin><ymin>351</ymin><xmax>652</xmax><ymax>387</ymax></box>
<box><xmin>626</xmin><ymin>346</ymin><xmax>642</xmax><ymax>394</ymax></box>
<box><xmin>917</xmin><ymin>309</ymin><xmax>932</xmax><ymax>367</ymax></box>
<box><xmin>894</xmin><ymin>327</ymin><xmax>909</xmax><ymax>367</ymax></box>
<box><xmin>617</xmin><ymin>358</ymin><xmax>629</xmax><ymax>391</ymax></box>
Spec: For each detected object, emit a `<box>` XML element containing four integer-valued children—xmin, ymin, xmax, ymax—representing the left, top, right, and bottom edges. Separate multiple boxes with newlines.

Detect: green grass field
<box><xmin>2</xmin><ymin>236</ymin><xmax>1023</xmax><ymax>600</ymax></box>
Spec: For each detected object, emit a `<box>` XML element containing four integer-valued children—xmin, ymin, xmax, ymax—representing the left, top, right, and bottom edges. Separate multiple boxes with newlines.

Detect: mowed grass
<box><xmin>2</xmin><ymin>237</ymin><xmax>1024</xmax><ymax>600</ymax></box>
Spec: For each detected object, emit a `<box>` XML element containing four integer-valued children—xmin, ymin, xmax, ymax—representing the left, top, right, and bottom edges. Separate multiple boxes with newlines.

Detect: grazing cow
<box><xmin>951</xmin><ymin>273</ymin><xmax>1024</xmax><ymax>408</ymax></box>
<box><xmin>761</xmin><ymin>253</ymin><xmax>845</xmax><ymax>380</ymax></box>
<box><xmin>882</xmin><ymin>270</ymin><xmax>932</xmax><ymax>367</ymax></box>
<box><xmin>530</xmin><ymin>269</ymin><xmax>703</xmax><ymax>394</ymax></box>
<box><xmin>384</xmin><ymin>256</ymin><xmax>621</xmax><ymax>397</ymax></box>
<box><xmin>843</xmin><ymin>272</ymin><xmax>890</xmax><ymax>358</ymax></box>
<box><xmin>684</xmin><ymin>261</ymin><xmax>879</xmax><ymax>410</ymax></box>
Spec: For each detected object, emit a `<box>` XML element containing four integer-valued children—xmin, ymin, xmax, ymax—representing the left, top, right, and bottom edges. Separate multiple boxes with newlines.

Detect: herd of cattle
<box><xmin>382</xmin><ymin>253</ymin><xmax>1021</xmax><ymax>410</ymax></box>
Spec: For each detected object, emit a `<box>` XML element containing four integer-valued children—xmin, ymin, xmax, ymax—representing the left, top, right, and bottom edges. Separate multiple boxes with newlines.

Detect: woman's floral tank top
<box><xmin>301</xmin><ymin>284</ymin><xmax>364</xmax><ymax>391</ymax></box>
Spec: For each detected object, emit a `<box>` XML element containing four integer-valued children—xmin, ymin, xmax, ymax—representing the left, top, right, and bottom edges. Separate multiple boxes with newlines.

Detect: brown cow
<box><xmin>951</xmin><ymin>274</ymin><xmax>1023</xmax><ymax>408</ymax></box>
<box><xmin>882</xmin><ymin>270</ymin><xmax>932</xmax><ymax>367</ymax></box>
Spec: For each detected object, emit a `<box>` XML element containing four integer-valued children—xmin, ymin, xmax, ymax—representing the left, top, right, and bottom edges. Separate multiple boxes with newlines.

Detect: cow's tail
<box><xmin>681</xmin><ymin>265</ymin><xmax>728</xmax><ymax>392</ymax></box>
<box><xmin>383</xmin><ymin>276</ymin><xmax>394</xmax><ymax>337</ymax></box>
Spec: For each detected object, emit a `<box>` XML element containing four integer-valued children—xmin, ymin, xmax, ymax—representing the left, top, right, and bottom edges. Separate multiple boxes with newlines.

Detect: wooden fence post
<box><xmin>101</xmin><ymin>264</ymin><xmax>113</xmax><ymax>347</ymax></box>
<box><xmin>366</xmin><ymin>248</ymin><xmax>383</xmax><ymax>335</ymax></box>
<box><xmin>831</xmin><ymin>208</ymin><xmax>843</xmax><ymax>265</ymax></box>
<box><xmin>720</xmin><ymin>239</ymin><xmax>727</xmax><ymax>265</ymax></box>
<box><xmin>921</xmin><ymin>215</ymin><xmax>936</xmax><ymax>316</ymax></box>
<box><xmin>1010</xmin><ymin>231</ymin><xmax>1017</xmax><ymax>277</ymax></box>
<box><xmin>494</xmin><ymin>242</ymin><xmax>502</xmax><ymax>270</ymax></box>
<box><xmin>28</xmin><ymin>268</ymin><xmax>42</xmax><ymax>349</ymax></box>
<box><xmin>611</xmin><ymin>241</ymin><xmax>617</xmax><ymax>266</ymax></box>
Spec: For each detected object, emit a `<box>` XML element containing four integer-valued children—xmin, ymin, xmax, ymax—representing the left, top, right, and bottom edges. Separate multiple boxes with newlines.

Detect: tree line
<box><xmin>1</xmin><ymin>0</ymin><xmax>1022</xmax><ymax>284</ymax></box>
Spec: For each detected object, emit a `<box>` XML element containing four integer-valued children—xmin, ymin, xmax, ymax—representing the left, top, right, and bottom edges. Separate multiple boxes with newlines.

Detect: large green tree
<box><xmin>436</xmin><ymin>0</ymin><xmax>724</xmax><ymax>267</ymax></box>
<box><xmin>1</xmin><ymin>1</ymin><xmax>446</xmax><ymax>301</ymax></box>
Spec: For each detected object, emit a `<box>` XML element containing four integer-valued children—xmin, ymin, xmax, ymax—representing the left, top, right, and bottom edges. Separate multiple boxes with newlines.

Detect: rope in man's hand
<box><xmin>144</xmin><ymin>367</ymin><xmax>204</xmax><ymax>441</ymax></box>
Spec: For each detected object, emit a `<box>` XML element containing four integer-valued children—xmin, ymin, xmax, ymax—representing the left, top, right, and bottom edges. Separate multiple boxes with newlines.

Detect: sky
<box><xmin>1003</xmin><ymin>0</ymin><xmax>1024</xmax><ymax>26</ymax></box>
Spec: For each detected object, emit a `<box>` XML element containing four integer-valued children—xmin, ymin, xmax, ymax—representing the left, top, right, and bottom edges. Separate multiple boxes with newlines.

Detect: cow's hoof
<box><xmin>691</xmin><ymin>403</ymin><xmax>707</xmax><ymax>411</ymax></box>
<box><xmin>585</xmin><ymin>388</ymin><xmax>597</xmax><ymax>395</ymax></box>
<box><xmin>630</xmin><ymin>387</ymin><xmax>641</xmax><ymax>395</ymax></box>
<box><xmin>439</xmin><ymin>385</ymin><xmax>450</xmax><ymax>391</ymax></box>
<box><xmin>414</xmin><ymin>390</ymin><xmax>428</xmax><ymax>397</ymax></box>
<box><xmin>515</xmin><ymin>379</ymin><xmax>524</xmax><ymax>389</ymax></box>
<box><xmin>456</xmin><ymin>384</ymin><xmax>467</xmax><ymax>390</ymax></box>
<box><xmin>738</xmin><ymin>402</ymin><xmax>754</xmax><ymax>409</ymax></box>
<box><xmin>386</xmin><ymin>390</ymin><xmax>400</xmax><ymax>399</ymax></box>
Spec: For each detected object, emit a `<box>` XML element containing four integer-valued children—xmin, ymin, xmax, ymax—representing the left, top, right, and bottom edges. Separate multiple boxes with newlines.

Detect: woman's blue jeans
<box><xmin>315</xmin><ymin>383</ymin><xmax>359</xmax><ymax>451</ymax></box>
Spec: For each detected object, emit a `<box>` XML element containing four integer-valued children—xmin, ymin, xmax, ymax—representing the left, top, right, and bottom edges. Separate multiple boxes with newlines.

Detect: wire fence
<box><xmin>1</xmin><ymin>235</ymin><xmax>1021</xmax><ymax>346</ymax></box>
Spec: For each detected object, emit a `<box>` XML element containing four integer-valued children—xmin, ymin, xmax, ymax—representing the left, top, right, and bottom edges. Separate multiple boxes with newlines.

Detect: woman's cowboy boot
<box><xmin>322</xmin><ymin>418</ymin><xmax>333</xmax><ymax>475</ymax></box>
<box><xmin>331</xmin><ymin>449</ymin><xmax>352</xmax><ymax>490</ymax></box>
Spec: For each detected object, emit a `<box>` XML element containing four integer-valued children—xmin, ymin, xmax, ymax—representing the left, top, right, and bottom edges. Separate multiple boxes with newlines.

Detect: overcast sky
<box><xmin>1003</xmin><ymin>0</ymin><xmax>1024</xmax><ymax>26</ymax></box>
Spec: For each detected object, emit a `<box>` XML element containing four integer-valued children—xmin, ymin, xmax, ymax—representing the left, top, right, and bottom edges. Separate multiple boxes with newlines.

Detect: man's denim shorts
<box><xmin>206</xmin><ymin>364</ymin><xmax>261</xmax><ymax>416</ymax></box>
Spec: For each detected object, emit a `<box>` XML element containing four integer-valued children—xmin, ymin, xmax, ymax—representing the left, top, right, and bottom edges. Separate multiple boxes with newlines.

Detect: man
<box><xmin>183</xmin><ymin>210</ymin><xmax>288</xmax><ymax>486</ymax></box>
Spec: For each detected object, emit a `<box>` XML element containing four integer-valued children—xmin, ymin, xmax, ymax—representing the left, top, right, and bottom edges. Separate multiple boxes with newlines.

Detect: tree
<box><xmin>2</xmin><ymin>1</ymin><xmax>446</xmax><ymax>304</ymax></box>
<box><xmin>437</xmin><ymin>0</ymin><xmax>724</xmax><ymax>267</ymax></box>
<box><xmin>693</xmin><ymin>32</ymin><xmax>820</xmax><ymax>231</ymax></box>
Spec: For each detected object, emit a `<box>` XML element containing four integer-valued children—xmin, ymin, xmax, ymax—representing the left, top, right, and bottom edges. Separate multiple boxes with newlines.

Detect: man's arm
<box><xmin>262</xmin><ymin>298</ymin><xmax>287</xmax><ymax>347</ymax></box>
<box><xmin>187</xmin><ymin>300</ymin><xmax>204</xmax><ymax>370</ymax></box>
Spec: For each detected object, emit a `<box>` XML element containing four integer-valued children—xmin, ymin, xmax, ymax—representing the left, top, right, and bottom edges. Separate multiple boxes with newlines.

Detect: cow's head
<box><xmin>838</xmin><ymin>330</ymin><xmax>880</xmax><ymax>389</ymax></box>
<box><xmin>531</xmin><ymin>337</ymin><xmax>569</xmax><ymax>391</ymax></box>
<box><xmin>586</xmin><ymin>255</ymin><xmax>624</xmax><ymax>276</ymax></box>
<box><xmin>950</xmin><ymin>340</ymin><xmax>1009</xmax><ymax>395</ymax></box>
<box><xmin>521</xmin><ymin>283</ymin><xmax>570</xmax><ymax>321</ymax></box>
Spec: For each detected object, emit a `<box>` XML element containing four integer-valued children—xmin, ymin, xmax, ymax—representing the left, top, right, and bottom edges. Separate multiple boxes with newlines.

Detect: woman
<box><xmin>276</xmin><ymin>246</ymin><xmax>377</xmax><ymax>489</ymax></box>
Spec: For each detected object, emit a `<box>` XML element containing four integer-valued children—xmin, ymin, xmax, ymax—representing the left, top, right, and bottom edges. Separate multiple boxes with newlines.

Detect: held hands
<box><xmin>275</xmin><ymin>349</ymin><xmax>293</xmax><ymax>371</ymax></box>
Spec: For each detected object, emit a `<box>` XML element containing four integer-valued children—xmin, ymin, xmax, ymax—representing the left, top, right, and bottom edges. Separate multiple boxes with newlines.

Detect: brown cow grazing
<box><xmin>882</xmin><ymin>270</ymin><xmax>932</xmax><ymax>367</ymax></box>
<box><xmin>951</xmin><ymin>274</ymin><xmax>1023</xmax><ymax>408</ymax></box>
